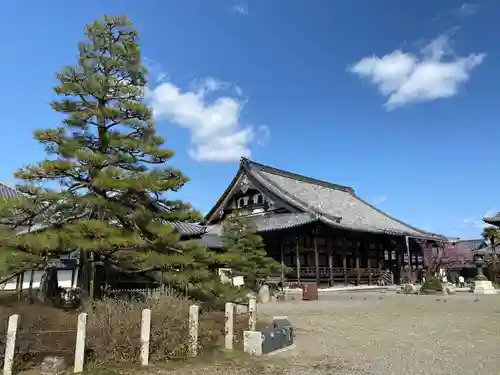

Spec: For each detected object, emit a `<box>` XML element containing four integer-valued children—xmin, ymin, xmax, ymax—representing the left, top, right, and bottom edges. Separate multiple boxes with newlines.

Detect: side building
<box><xmin>200</xmin><ymin>158</ymin><xmax>447</xmax><ymax>286</ymax></box>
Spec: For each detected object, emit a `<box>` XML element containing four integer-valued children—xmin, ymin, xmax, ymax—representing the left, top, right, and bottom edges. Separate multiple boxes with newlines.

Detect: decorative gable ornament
<box><xmin>240</xmin><ymin>175</ymin><xmax>252</xmax><ymax>194</ymax></box>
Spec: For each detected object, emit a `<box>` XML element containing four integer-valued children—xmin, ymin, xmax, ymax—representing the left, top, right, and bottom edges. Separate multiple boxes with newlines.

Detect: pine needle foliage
<box><xmin>220</xmin><ymin>210</ymin><xmax>283</xmax><ymax>287</ymax></box>
<box><xmin>0</xmin><ymin>15</ymin><xmax>214</xmax><ymax>293</ymax></box>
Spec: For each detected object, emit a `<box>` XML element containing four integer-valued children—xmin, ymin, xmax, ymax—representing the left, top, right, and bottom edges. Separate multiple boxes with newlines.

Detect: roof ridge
<box><xmin>242</xmin><ymin>158</ymin><xmax>445</xmax><ymax>240</ymax></box>
<box><xmin>241</xmin><ymin>157</ymin><xmax>354</xmax><ymax>193</ymax></box>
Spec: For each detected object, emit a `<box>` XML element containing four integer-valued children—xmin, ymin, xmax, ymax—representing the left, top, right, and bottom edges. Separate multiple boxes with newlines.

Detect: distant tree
<box><xmin>423</xmin><ymin>242</ymin><xmax>471</xmax><ymax>274</ymax></box>
<box><xmin>0</xmin><ymin>15</ymin><xmax>213</xmax><ymax>299</ymax></box>
<box><xmin>481</xmin><ymin>226</ymin><xmax>500</xmax><ymax>282</ymax></box>
<box><xmin>482</xmin><ymin>226</ymin><xmax>500</xmax><ymax>258</ymax></box>
<box><xmin>220</xmin><ymin>211</ymin><xmax>283</xmax><ymax>289</ymax></box>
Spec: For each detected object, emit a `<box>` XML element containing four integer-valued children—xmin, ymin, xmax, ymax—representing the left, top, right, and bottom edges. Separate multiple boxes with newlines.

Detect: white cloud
<box><xmin>145</xmin><ymin>71</ymin><xmax>268</xmax><ymax>163</ymax></box>
<box><xmin>348</xmin><ymin>34</ymin><xmax>486</xmax><ymax>110</ymax></box>
<box><xmin>371</xmin><ymin>195</ymin><xmax>387</xmax><ymax>205</ymax></box>
<box><xmin>231</xmin><ymin>4</ymin><xmax>248</xmax><ymax>15</ymax></box>
<box><xmin>456</xmin><ymin>3</ymin><xmax>479</xmax><ymax>17</ymax></box>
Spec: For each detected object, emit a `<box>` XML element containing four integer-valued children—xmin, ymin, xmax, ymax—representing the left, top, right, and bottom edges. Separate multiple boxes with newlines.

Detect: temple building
<box><xmin>200</xmin><ymin>158</ymin><xmax>447</xmax><ymax>286</ymax></box>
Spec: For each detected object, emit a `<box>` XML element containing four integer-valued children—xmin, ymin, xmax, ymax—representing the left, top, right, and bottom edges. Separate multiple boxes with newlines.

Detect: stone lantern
<box><xmin>473</xmin><ymin>249</ymin><xmax>487</xmax><ymax>280</ymax></box>
<box><xmin>471</xmin><ymin>249</ymin><xmax>496</xmax><ymax>294</ymax></box>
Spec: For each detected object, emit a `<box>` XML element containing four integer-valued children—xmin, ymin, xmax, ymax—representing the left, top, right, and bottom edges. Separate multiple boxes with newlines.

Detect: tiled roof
<box><xmin>171</xmin><ymin>222</ymin><xmax>206</xmax><ymax>236</ymax></box>
<box><xmin>0</xmin><ymin>182</ymin><xmax>23</xmax><ymax>199</ymax></box>
<box><xmin>198</xmin><ymin>213</ymin><xmax>317</xmax><ymax>249</ymax></box>
<box><xmin>241</xmin><ymin>158</ymin><xmax>445</xmax><ymax>240</ymax></box>
<box><xmin>453</xmin><ymin>239</ymin><xmax>486</xmax><ymax>251</ymax></box>
<box><xmin>483</xmin><ymin>212</ymin><xmax>500</xmax><ymax>225</ymax></box>
<box><xmin>252</xmin><ymin>212</ymin><xmax>317</xmax><ymax>232</ymax></box>
<box><xmin>197</xmin><ymin>234</ymin><xmax>223</xmax><ymax>249</ymax></box>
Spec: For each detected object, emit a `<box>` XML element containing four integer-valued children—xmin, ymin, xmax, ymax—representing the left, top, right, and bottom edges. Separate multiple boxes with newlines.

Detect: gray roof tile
<box><xmin>484</xmin><ymin>213</ymin><xmax>500</xmax><ymax>225</ymax></box>
<box><xmin>243</xmin><ymin>159</ymin><xmax>444</xmax><ymax>239</ymax></box>
<box><xmin>252</xmin><ymin>212</ymin><xmax>317</xmax><ymax>232</ymax></box>
<box><xmin>0</xmin><ymin>182</ymin><xmax>23</xmax><ymax>199</ymax></box>
<box><xmin>198</xmin><ymin>213</ymin><xmax>317</xmax><ymax>248</ymax></box>
<box><xmin>171</xmin><ymin>222</ymin><xmax>206</xmax><ymax>236</ymax></box>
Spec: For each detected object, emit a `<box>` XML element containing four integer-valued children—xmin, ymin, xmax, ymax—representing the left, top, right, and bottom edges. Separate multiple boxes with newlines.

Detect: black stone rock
<box><xmin>261</xmin><ymin>317</ymin><xmax>294</xmax><ymax>355</ymax></box>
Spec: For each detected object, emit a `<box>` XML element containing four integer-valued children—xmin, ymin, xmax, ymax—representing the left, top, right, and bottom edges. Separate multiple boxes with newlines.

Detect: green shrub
<box><xmin>421</xmin><ymin>276</ymin><xmax>443</xmax><ymax>293</ymax></box>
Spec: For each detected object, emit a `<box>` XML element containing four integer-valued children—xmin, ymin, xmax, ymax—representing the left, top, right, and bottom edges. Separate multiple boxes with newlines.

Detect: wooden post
<box><xmin>140</xmin><ymin>309</ymin><xmax>151</xmax><ymax>366</ymax></box>
<box><xmin>313</xmin><ymin>230</ymin><xmax>320</xmax><ymax>287</ymax></box>
<box><xmin>248</xmin><ymin>297</ymin><xmax>257</xmax><ymax>331</ymax></box>
<box><xmin>327</xmin><ymin>237</ymin><xmax>333</xmax><ymax>286</ymax></box>
<box><xmin>28</xmin><ymin>269</ymin><xmax>35</xmax><ymax>303</ymax></box>
<box><xmin>74</xmin><ymin>313</ymin><xmax>87</xmax><ymax>373</ymax></box>
<box><xmin>280</xmin><ymin>239</ymin><xmax>285</xmax><ymax>285</ymax></box>
<box><xmin>71</xmin><ymin>267</ymin><xmax>77</xmax><ymax>288</ymax></box>
<box><xmin>405</xmin><ymin>236</ymin><xmax>412</xmax><ymax>282</ymax></box>
<box><xmin>17</xmin><ymin>272</ymin><xmax>24</xmax><ymax>301</ymax></box>
<box><xmin>3</xmin><ymin>314</ymin><xmax>19</xmax><ymax>375</ymax></box>
<box><xmin>397</xmin><ymin>245</ymin><xmax>403</xmax><ymax>285</ymax></box>
<box><xmin>189</xmin><ymin>305</ymin><xmax>199</xmax><ymax>357</ymax></box>
<box><xmin>367</xmin><ymin>242</ymin><xmax>372</xmax><ymax>285</ymax></box>
<box><xmin>378</xmin><ymin>243</ymin><xmax>383</xmax><ymax>270</ymax></box>
<box><xmin>225</xmin><ymin>302</ymin><xmax>234</xmax><ymax>350</ymax></box>
<box><xmin>342</xmin><ymin>238</ymin><xmax>348</xmax><ymax>286</ymax></box>
<box><xmin>355</xmin><ymin>243</ymin><xmax>361</xmax><ymax>286</ymax></box>
<box><xmin>89</xmin><ymin>252</ymin><xmax>95</xmax><ymax>300</ymax></box>
<box><xmin>295</xmin><ymin>236</ymin><xmax>301</xmax><ymax>284</ymax></box>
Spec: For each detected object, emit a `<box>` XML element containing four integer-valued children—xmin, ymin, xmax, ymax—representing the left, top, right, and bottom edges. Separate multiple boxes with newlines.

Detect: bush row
<box><xmin>0</xmin><ymin>293</ymin><xmax>248</xmax><ymax>371</ymax></box>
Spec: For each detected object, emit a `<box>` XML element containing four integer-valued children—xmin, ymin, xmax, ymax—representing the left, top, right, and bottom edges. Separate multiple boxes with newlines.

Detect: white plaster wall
<box><xmin>0</xmin><ymin>269</ymin><xmax>78</xmax><ymax>291</ymax></box>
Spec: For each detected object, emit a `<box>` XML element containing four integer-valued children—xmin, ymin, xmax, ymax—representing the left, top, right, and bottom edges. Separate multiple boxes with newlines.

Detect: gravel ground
<box><xmin>143</xmin><ymin>291</ymin><xmax>500</xmax><ymax>375</ymax></box>
<box><xmin>256</xmin><ymin>291</ymin><xmax>500</xmax><ymax>375</ymax></box>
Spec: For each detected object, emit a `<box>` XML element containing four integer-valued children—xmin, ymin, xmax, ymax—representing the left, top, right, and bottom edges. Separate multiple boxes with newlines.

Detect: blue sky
<box><xmin>1</xmin><ymin>0</ymin><xmax>498</xmax><ymax>239</ymax></box>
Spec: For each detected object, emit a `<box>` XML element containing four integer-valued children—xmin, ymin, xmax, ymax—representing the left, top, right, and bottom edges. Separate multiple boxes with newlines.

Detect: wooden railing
<box><xmin>297</xmin><ymin>267</ymin><xmax>383</xmax><ymax>278</ymax></box>
<box><xmin>281</xmin><ymin>266</ymin><xmax>395</xmax><ymax>285</ymax></box>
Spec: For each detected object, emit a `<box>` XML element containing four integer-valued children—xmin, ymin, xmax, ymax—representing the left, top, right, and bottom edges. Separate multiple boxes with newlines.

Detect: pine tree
<box><xmin>220</xmin><ymin>211</ymin><xmax>283</xmax><ymax>288</ymax></box>
<box><xmin>0</xmin><ymin>15</ymin><xmax>214</xmax><ymax>296</ymax></box>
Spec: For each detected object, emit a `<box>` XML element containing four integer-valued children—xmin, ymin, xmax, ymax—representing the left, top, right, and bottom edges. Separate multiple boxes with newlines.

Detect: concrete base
<box><xmin>471</xmin><ymin>279</ymin><xmax>497</xmax><ymax>294</ymax></box>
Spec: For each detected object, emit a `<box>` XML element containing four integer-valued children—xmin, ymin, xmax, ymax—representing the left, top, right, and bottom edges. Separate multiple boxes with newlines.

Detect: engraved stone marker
<box><xmin>261</xmin><ymin>316</ymin><xmax>295</xmax><ymax>355</ymax></box>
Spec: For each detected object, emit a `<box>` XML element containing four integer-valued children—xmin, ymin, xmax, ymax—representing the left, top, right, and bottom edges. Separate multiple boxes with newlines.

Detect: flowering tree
<box><xmin>423</xmin><ymin>242</ymin><xmax>472</xmax><ymax>274</ymax></box>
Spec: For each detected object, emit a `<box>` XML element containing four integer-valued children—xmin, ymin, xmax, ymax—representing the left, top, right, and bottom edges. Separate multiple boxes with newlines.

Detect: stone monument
<box><xmin>258</xmin><ymin>284</ymin><xmax>270</xmax><ymax>303</ymax></box>
<box><xmin>471</xmin><ymin>249</ymin><xmax>496</xmax><ymax>294</ymax></box>
<box><xmin>243</xmin><ymin>316</ymin><xmax>295</xmax><ymax>356</ymax></box>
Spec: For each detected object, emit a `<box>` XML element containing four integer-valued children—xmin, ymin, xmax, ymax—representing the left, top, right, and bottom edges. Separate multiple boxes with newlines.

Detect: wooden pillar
<box><xmin>342</xmin><ymin>238</ymin><xmax>348</xmax><ymax>285</ymax></box>
<box><xmin>89</xmin><ymin>251</ymin><xmax>96</xmax><ymax>300</ymax></box>
<box><xmin>313</xmin><ymin>229</ymin><xmax>320</xmax><ymax>287</ymax></box>
<box><xmin>280</xmin><ymin>237</ymin><xmax>285</xmax><ymax>285</ymax></box>
<box><xmin>28</xmin><ymin>269</ymin><xmax>35</xmax><ymax>304</ymax></box>
<box><xmin>17</xmin><ymin>272</ymin><xmax>24</xmax><ymax>301</ymax></box>
<box><xmin>71</xmin><ymin>267</ymin><xmax>77</xmax><ymax>288</ymax></box>
<box><xmin>405</xmin><ymin>236</ymin><xmax>412</xmax><ymax>283</ymax></box>
<box><xmin>367</xmin><ymin>242</ymin><xmax>372</xmax><ymax>285</ymax></box>
<box><xmin>327</xmin><ymin>237</ymin><xmax>333</xmax><ymax>286</ymax></box>
<box><xmin>295</xmin><ymin>236</ymin><xmax>301</xmax><ymax>284</ymax></box>
<box><xmin>378</xmin><ymin>243</ymin><xmax>383</xmax><ymax>270</ymax></box>
<box><xmin>396</xmin><ymin>244</ymin><xmax>403</xmax><ymax>285</ymax></box>
<box><xmin>355</xmin><ymin>243</ymin><xmax>361</xmax><ymax>286</ymax></box>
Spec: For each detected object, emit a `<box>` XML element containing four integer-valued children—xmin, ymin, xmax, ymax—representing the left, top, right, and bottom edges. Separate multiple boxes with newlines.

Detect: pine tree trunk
<box><xmin>28</xmin><ymin>269</ymin><xmax>35</xmax><ymax>304</ymax></box>
<box><xmin>76</xmin><ymin>250</ymin><xmax>90</xmax><ymax>297</ymax></box>
<box><xmin>37</xmin><ymin>266</ymin><xmax>59</xmax><ymax>302</ymax></box>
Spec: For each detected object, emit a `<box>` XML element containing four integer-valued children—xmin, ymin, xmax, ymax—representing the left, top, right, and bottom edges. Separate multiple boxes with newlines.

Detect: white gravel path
<box><xmin>151</xmin><ymin>291</ymin><xmax>500</xmax><ymax>375</ymax></box>
<box><xmin>255</xmin><ymin>291</ymin><xmax>500</xmax><ymax>375</ymax></box>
